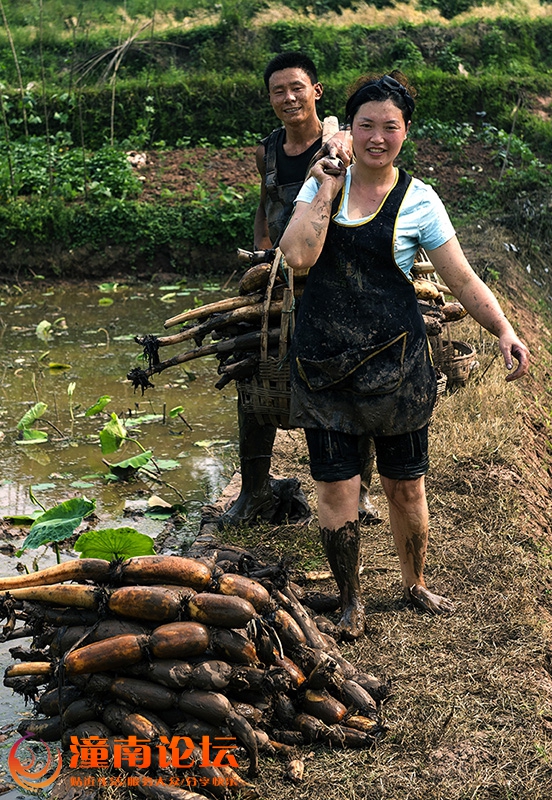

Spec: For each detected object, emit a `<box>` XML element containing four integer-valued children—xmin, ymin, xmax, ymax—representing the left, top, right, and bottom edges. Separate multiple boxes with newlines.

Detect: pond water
<box><xmin>0</xmin><ymin>277</ymin><xmax>241</xmax><ymax>550</ymax></box>
<box><xmin>0</xmin><ymin>278</ymin><xmax>246</xmax><ymax>773</ymax></box>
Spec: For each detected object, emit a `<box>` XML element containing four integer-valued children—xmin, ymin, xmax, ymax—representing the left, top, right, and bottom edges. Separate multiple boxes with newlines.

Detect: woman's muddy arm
<box><xmin>280</xmin><ymin>162</ymin><xmax>345</xmax><ymax>273</ymax></box>
<box><xmin>427</xmin><ymin>236</ymin><xmax>530</xmax><ymax>381</ymax></box>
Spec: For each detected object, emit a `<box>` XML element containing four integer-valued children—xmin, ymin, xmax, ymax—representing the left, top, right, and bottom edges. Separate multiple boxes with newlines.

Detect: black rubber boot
<box><xmin>217</xmin><ymin>399</ymin><xmax>277</xmax><ymax>528</ymax></box>
<box><xmin>319</xmin><ymin>520</ymin><xmax>365</xmax><ymax>641</ymax></box>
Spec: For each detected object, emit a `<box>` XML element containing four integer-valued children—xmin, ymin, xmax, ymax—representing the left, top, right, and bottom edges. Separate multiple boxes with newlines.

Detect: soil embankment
<box><xmin>0</xmin><ymin>136</ymin><xmax>501</xmax><ymax>279</ymax></box>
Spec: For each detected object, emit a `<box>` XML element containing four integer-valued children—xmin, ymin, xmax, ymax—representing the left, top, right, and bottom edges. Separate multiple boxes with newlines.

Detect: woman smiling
<box><xmin>280</xmin><ymin>71</ymin><xmax>529</xmax><ymax>640</ymax></box>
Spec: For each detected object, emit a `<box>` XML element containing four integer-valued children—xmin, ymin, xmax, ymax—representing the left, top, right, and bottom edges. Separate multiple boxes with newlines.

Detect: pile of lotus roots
<box><xmin>0</xmin><ymin>541</ymin><xmax>390</xmax><ymax>799</ymax></box>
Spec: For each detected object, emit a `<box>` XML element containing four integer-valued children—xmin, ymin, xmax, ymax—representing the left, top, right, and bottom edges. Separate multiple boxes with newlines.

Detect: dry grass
<box><xmin>85</xmin><ymin>289</ymin><xmax>552</xmax><ymax>800</ymax></box>
<box><xmin>254</xmin><ymin>1</ymin><xmax>448</xmax><ymax>27</ymax></box>
<box><xmin>40</xmin><ymin>1</ymin><xmax>552</xmax><ymax>41</ymax></box>
<box><xmin>215</xmin><ymin>305</ymin><xmax>552</xmax><ymax>800</ymax></box>
<box><xmin>163</xmin><ymin>0</ymin><xmax>552</xmax><ymax>31</ymax></box>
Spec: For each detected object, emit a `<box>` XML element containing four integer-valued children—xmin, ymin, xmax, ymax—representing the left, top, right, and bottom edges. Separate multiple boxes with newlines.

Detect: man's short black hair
<box><xmin>264</xmin><ymin>52</ymin><xmax>318</xmax><ymax>90</ymax></box>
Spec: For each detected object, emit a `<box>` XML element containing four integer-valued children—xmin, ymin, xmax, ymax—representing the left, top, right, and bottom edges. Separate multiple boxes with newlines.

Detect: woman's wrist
<box><xmin>316</xmin><ymin>175</ymin><xmax>343</xmax><ymax>201</ymax></box>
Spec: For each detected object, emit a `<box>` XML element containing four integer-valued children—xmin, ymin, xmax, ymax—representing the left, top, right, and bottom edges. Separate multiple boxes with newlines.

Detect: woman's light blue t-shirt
<box><xmin>294</xmin><ymin>167</ymin><xmax>456</xmax><ymax>276</ymax></box>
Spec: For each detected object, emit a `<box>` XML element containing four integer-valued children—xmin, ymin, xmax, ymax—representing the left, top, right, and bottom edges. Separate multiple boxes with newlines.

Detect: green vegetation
<box><xmin>15</xmin><ymin>493</ymin><xmax>159</xmax><ymax>564</ymax></box>
<box><xmin>0</xmin><ymin>119</ymin><xmax>549</xmax><ymax>268</ymax></box>
<box><xmin>17</xmin><ymin>496</ymin><xmax>96</xmax><ymax>557</ymax></box>
<box><xmin>1</xmin><ymin>3</ymin><xmax>552</xmax><ymax>147</ymax></box>
<box><xmin>0</xmin><ymin>183</ymin><xmax>258</xmax><ymax>261</ymax></box>
<box><xmin>0</xmin><ymin>1</ymin><xmax>551</xmax><ymax>275</ymax></box>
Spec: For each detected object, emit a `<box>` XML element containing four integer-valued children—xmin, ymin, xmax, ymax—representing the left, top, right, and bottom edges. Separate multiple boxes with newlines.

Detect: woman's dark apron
<box><xmin>289</xmin><ymin>168</ymin><xmax>437</xmax><ymax>437</ymax></box>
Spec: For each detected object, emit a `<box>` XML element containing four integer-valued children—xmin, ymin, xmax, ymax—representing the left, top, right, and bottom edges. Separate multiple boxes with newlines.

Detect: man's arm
<box><xmin>253</xmin><ymin>143</ymin><xmax>272</xmax><ymax>250</ymax></box>
<box><xmin>307</xmin><ymin>127</ymin><xmax>353</xmax><ymax>175</ymax></box>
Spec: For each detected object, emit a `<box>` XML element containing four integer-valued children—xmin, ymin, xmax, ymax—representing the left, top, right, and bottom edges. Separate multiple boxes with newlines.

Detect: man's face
<box><xmin>267</xmin><ymin>67</ymin><xmax>323</xmax><ymax>126</ymax></box>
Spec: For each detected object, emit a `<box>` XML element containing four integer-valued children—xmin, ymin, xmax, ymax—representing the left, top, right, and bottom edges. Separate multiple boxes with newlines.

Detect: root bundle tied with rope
<box><xmin>127</xmin><ymin>248</ymin><xmax>299</xmax><ymax>429</ymax></box>
<box><xmin>126</xmin><ymin>247</ymin><xmax>466</xmax><ymax>428</ymax></box>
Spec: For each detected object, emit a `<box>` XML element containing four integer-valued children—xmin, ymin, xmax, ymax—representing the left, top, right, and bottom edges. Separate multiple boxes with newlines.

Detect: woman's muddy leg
<box><xmin>317</xmin><ymin>476</ymin><xmax>365</xmax><ymax>640</ymax></box>
<box><xmin>320</xmin><ymin>520</ymin><xmax>365</xmax><ymax>640</ymax></box>
<box><xmin>379</xmin><ymin>474</ymin><xmax>454</xmax><ymax>614</ymax></box>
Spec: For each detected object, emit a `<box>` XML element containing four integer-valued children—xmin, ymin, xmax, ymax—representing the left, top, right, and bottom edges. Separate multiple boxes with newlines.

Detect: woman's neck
<box><xmin>350</xmin><ymin>162</ymin><xmax>396</xmax><ymax>190</ymax></box>
<box><xmin>347</xmin><ymin>164</ymin><xmax>397</xmax><ymax>219</ymax></box>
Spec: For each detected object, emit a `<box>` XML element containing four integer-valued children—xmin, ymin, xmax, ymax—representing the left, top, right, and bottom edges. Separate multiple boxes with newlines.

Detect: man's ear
<box><xmin>314</xmin><ymin>82</ymin><xmax>324</xmax><ymax>100</ymax></box>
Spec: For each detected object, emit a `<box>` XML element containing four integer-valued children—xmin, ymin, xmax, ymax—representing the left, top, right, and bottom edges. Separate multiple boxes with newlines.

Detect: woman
<box><xmin>280</xmin><ymin>72</ymin><xmax>529</xmax><ymax>640</ymax></box>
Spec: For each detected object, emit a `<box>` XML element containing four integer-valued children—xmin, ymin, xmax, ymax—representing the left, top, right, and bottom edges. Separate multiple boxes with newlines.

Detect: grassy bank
<box><xmin>1</xmin><ymin>3</ymin><xmax>552</xmax><ymax>149</ymax></box>
<box><xmin>218</xmin><ymin>270</ymin><xmax>552</xmax><ymax>799</ymax></box>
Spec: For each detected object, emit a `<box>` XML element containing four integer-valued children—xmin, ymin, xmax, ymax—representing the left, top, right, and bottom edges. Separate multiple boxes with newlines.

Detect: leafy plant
<box><xmin>124</xmin><ymin>94</ymin><xmax>156</xmax><ymax>150</ymax></box>
<box><xmin>74</xmin><ymin>527</ymin><xmax>156</xmax><ymax>560</ymax></box>
<box><xmin>85</xmin><ymin>395</ymin><xmax>112</xmax><ymax>416</ymax></box>
<box><xmin>105</xmin><ymin>450</ymin><xmax>154</xmax><ymax>481</ymax></box>
<box><xmin>145</xmin><ymin>495</ymin><xmax>186</xmax><ymax>520</ymax></box>
<box><xmin>218</xmin><ymin>0</ymin><xmax>267</xmax><ymax>30</ymax></box>
<box><xmin>97</xmin><ymin>409</ymin><xmax>157</xmax><ymax>480</ymax></box>
<box><xmin>35</xmin><ymin>319</ymin><xmax>52</xmax><ymax>341</ymax></box>
<box><xmin>398</xmin><ymin>137</ymin><xmax>417</xmax><ymax>170</ymax></box>
<box><xmin>16</xmin><ymin>496</ymin><xmax>96</xmax><ymax>557</ymax></box>
<box><xmin>16</xmin><ymin>401</ymin><xmax>49</xmax><ymax>444</ymax></box>
<box><xmin>476</xmin><ymin>123</ymin><xmax>543</xmax><ymax>169</ymax></box>
<box><xmin>0</xmin><ymin>135</ymin><xmax>142</xmax><ymax>201</ymax></box>
<box><xmin>385</xmin><ymin>36</ymin><xmax>424</xmax><ymax>68</ymax></box>
<box><xmin>413</xmin><ymin>119</ymin><xmax>474</xmax><ymax>155</ymax></box>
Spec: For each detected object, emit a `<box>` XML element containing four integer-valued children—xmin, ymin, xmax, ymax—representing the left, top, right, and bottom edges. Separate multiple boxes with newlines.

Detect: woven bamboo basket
<box><xmin>433</xmin><ymin>338</ymin><xmax>478</xmax><ymax>388</ymax></box>
<box><xmin>237</xmin><ymin>358</ymin><xmax>292</xmax><ymax>428</ymax></box>
<box><xmin>236</xmin><ymin>248</ymin><xmax>295</xmax><ymax>428</ymax></box>
<box><xmin>435</xmin><ymin>368</ymin><xmax>448</xmax><ymax>398</ymax></box>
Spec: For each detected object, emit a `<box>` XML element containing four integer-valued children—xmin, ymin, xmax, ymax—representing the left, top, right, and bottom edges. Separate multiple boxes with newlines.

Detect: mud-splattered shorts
<box><xmin>305</xmin><ymin>424</ymin><xmax>429</xmax><ymax>482</ymax></box>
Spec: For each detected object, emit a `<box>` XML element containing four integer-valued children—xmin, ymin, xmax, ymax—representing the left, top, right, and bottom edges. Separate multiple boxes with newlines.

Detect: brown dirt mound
<box><xmin>131</xmin><ymin>137</ymin><xmax>496</xmax><ymax>210</ymax></box>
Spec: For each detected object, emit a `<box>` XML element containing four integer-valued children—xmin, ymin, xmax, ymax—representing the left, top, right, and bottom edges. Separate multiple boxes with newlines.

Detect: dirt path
<box><xmin>205</xmin><ymin>238</ymin><xmax>552</xmax><ymax>798</ymax></box>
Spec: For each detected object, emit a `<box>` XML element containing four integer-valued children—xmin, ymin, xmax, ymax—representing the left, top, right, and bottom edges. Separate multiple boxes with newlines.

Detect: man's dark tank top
<box><xmin>262</xmin><ymin>127</ymin><xmax>321</xmax><ymax>244</ymax></box>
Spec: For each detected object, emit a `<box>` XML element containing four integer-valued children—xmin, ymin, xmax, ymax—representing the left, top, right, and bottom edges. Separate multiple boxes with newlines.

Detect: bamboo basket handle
<box><xmin>278</xmin><ymin>262</ymin><xmax>294</xmax><ymax>361</ymax></box>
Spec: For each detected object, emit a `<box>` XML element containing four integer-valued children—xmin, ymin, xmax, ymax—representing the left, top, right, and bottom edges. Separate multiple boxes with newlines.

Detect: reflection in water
<box><xmin>0</xmin><ymin>279</ymin><xmax>240</xmax><ymax>530</ymax></box>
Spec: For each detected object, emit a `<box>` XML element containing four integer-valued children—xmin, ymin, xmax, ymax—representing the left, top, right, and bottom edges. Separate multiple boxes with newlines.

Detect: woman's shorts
<box><xmin>304</xmin><ymin>425</ymin><xmax>429</xmax><ymax>482</ymax></box>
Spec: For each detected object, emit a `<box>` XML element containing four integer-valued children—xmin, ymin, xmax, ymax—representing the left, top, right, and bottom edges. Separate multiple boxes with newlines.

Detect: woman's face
<box><xmin>351</xmin><ymin>99</ymin><xmax>409</xmax><ymax>170</ymax></box>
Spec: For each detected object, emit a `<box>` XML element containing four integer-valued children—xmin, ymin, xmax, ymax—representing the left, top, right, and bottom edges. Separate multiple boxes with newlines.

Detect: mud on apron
<box><xmin>290</xmin><ymin>168</ymin><xmax>437</xmax><ymax>437</ymax></box>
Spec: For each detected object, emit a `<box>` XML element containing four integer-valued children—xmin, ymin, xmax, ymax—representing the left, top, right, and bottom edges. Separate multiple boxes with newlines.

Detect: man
<box><xmin>218</xmin><ymin>52</ymin><xmax>378</xmax><ymax>529</ymax></box>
